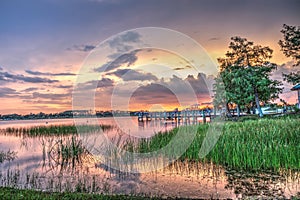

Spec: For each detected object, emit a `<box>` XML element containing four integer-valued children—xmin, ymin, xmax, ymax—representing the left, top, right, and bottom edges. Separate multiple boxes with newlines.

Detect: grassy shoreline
<box><xmin>0</xmin><ymin>187</ymin><xmax>163</xmax><ymax>200</ymax></box>
<box><xmin>135</xmin><ymin>117</ymin><xmax>300</xmax><ymax>171</ymax></box>
<box><xmin>1</xmin><ymin>117</ymin><xmax>299</xmax><ymax>171</ymax></box>
<box><xmin>0</xmin><ymin>124</ymin><xmax>113</xmax><ymax>136</ymax></box>
<box><xmin>0</xmin><ymin>117</ymin><xmax>300</xmax><ymax>199</ymax></box>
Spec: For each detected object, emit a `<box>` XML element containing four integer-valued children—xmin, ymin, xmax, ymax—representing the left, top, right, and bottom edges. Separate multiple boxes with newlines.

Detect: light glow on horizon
<box><xmin>0</xmin><ymin>0</ymin><xmax>299</xmax><ymax>114</ymax></box>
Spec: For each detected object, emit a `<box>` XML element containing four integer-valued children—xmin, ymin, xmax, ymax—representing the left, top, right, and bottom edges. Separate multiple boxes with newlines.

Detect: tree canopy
<box><xmin>279</xmin><ymin>24</ymin><xmax>300</xmax><ymax>66</ymax></box>
<box><xmin>279</xmin><ymin>24</ymin><xmax>300</xmax><ymax>85</ymax></box>
<box><xmin>214</xmin><ymin>37</ymin><xmax>282</xmax><ymax>117</ymax></box>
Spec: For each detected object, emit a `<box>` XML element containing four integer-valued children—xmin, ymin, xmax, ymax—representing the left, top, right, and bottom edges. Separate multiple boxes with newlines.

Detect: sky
<box><xmin>0</xmin><ymin>0</ymin><xmax>299</xmax><ymax>114</ymax></box>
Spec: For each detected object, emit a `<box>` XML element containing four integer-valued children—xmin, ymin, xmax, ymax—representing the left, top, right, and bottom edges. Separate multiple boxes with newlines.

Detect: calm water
<box><xmin>0</xmin><ymin>117</ymin><xmax>299</xmax><ymax>199</ymax></box>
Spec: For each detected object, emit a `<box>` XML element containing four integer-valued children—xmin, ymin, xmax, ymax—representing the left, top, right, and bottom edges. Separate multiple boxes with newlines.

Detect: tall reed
<box><xmin>135</xmin><ymin>118</ymin><xmax>300</xmax><ymax>171</ymax></box>
<box><xmin>1</xmin><ymin>124</ymin><xmax>113</xmax><ymax>137</ymax></box>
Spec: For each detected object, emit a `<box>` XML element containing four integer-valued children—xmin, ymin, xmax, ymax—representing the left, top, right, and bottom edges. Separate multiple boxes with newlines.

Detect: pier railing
<box><xmin>137</xmin><ymin>110</ymin><xmax>212</xmax><ymax>123</ymax></box>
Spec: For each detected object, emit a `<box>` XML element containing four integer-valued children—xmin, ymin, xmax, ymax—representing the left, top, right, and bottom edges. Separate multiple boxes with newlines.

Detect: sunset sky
<box><xmin>0</xmin><ymin>0</ymin><xmax>299</xmax><ymax>114</ymax></box>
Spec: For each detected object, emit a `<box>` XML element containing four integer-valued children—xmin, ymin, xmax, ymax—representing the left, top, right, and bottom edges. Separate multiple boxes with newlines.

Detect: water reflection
<box><xmin>0</xmin><ymin>117</ymin><xmax>299</xmax><ymax>198</ymax></box>
<box><xmin>225</xmin><ymin>168</ymin><xmax>300</xmax><ymax>198</ymax></box>
<box><xmin>0</xmin><ymin>150</ymin><xmax>17</xmax><ymax>163</ymax></box>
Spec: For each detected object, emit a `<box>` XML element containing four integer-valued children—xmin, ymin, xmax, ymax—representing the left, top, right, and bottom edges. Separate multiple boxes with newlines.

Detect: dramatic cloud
<box><xmin>0</xmin><ymin>87</ymin><xmax>19</xmax><ymax>98</ymax></box>
<box><xmin>21</xmin><ymin>87</ymin><xmax>39</xmax><ymax>93</ymax></box>
<box><xmin>32</xmin><ymin>92</ymin><xmax>70</xmax><ymax>100</ymax></box>
<box><xmin>1</xmin><ymin>0</ymin><xmax>299</xmax><ymax>114</ymax></box>
<box><xmin>108</xmin><ymin>31</ymin><xmax>141</xmax><ymax>53</ymax></box>
<box><xmin>272</xmin><ymin>61</ymin><xmax>300</xmax><ymax>102</ymax></box>
<box><xmin>0</xmin><ymin>67</ymin><xmax>3</xmax><ymax>71</ymax></box>
<box><xmin>131</xmin><ymin>83</ymin><xmax>179</xmax><ymax>105</ymax></box>
<box><xmin>73</xmin><ymin>78</ymin><xmax>115</xmax><ymax>109</ymax></box>
<box><xmin>174</xmin><ymin>67</ymin><xmax>186</xmax><ymax>71</ymax></box>
<box><xmin>186</xmin><ymin>73</ymin><xmax>211</xmax><ymax>97</ymax></box>
<box><xmin>25</xmin><ymin>70</ymin><xmax>76</xmax><ymax>76</ymax></box>
<box><xmin>108</xmin><ymin>69</ymin><xmax>158</xmax><ymax>81</ymax></box>
<box><xmin>95</xmin><ymin>50</ymin><xmax>140</xmax><ymax>72</ymax></box>
<box><xmin>76</xmin><ymin>78</ymin><xmax>114</xmax><ymax>91</ymax></box>
<box><xmin>174</xmin><ymin>65</ymin><xmax>192</xmax><ymax>71</ymax></box>
<box><xmin>123</xmin><ymin>73</ymin><xmax>212</xmax><ymax>106</ymax></box>
<box><xmin>67</xmin><ymin>44</ymin><xmax>96</xmax><ymax>52</ymax></box>
<box><xmin>272</xmin><ymin>61</ymin><xmax>299</xmax><ymax>81</ymax></box>
<box><xmin>93</xmin><ymin>31</ymin><xmax>142</xmax><ymax>74</ymax></box>
<box><xmin>75</xmin><ymin>72</ymin><xmax>215</xmax><ymax>110</ymax></box>
<box><xmin>22</xmin><ymin>85</ymin><xmax>72</xmax><ymax>92</ymax></box>
<box><xmin>57</xmin><ymin>85</ymin><xmax>73</xmax><ymax>89</ymax></box>
<box><xmin>96</xmin><ymin>78</ymin><xmax>114</xmax><ymax>88</ymax></box>
<box><xmin>0</xmin><ymin>71</ymin><xmax>58</xmax><ymax>83</ymax></box>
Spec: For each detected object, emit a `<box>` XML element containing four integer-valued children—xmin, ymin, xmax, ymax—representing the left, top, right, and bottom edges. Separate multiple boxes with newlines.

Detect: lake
<box><xmin>0</xmin><ymin>117</ymin><xmax>299</xmax><ymax>199</ymax></box>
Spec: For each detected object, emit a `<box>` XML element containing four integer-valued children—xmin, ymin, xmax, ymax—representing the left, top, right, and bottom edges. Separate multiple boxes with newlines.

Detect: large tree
<box><xmin>279</xmin><ymin>24</ymin><xmax>300</xmax><ymax>84</ymax></box>
<box><xmin>214</xmin><ymin>37</ymin><xmax>282</xmax><ymax>117</ymax></box>
<box><xmin>218</xmin><ymin>65</ymin><xmax>254</xmax><ymax>117</ymax></box>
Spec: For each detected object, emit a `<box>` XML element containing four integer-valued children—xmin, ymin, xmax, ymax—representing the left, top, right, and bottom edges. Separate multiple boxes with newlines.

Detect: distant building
<box><xmin>291</xmin><ymin>83</ymin><xmax>300</xmax><ymax>109</ymax></box>
<box><xmin>62</xmin><ymin>110</ymin><xmax>90</xmax><ymax>116</ymax></box>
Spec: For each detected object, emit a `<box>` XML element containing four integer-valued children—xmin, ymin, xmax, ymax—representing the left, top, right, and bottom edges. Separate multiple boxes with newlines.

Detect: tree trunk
<box><xmin>226</xmin><ymin>102</ymin><xmax>232</xmax><ymax>117</ymax></box>
<box><xmin>237</xmin><ymin>104</ymin><xmax>241</xmax><ymax>117</ymax></box>
<box><xmin>251</xmin><ymin>103</ymin><xmax>256</xmax><ymax>114</ymax></box>
<box><xmin>246</xmin><ymin>106</ymin><xmax>251</xmax><ymax>114</ymax></box>
<box><xmin>202</xmin><ymin>110</ymin><xmax>206</xmax><ymax>123</ymax></box>
<box><xmin>254</xmin><ymin>88</ymin><xmax>263</xmax><ymax>117</ymax></box>
<box><xmin>213</xmin><ymin>106</ymin><xmax>216</xmax><ymax>117</ymax></box>
<box><xmin>298</xmin><ymin>90</ymin><xmax>300</xmax><ymax>109</ymax></box>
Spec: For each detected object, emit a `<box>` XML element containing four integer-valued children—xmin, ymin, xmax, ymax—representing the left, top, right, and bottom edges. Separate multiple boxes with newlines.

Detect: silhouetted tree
<box><xmin>214</xmin><ymin>37</ymin><xmax>282</xmax><ymax>117</ymax></box>
<box><xmin>279</xmin><ymin>24</ymin><xmax>300</xmax><ymax>84</ymax></box>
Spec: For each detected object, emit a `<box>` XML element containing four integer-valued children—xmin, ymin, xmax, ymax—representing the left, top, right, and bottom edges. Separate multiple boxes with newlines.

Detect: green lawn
<box><xmin>0</xmin><ymin>187</ymin><xmax>162</xmax><ymax>200</ymax></box>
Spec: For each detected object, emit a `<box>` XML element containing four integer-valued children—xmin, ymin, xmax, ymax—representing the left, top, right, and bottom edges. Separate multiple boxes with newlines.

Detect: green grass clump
<box><xmin>54</xmin><ymin>135</ymin><xmax>88</xmax><ymax>167</ymax></box>
<box><xmin>1</xmin><ymin>124</ymin><xmax>113</xmax><ymax>137</ymax></box>
<box><xmin>0</xmin><ymin>187</ymin><xmax>161</xmax><ymax>200</ymax></box>
<box><xmin>0</xmin><ymin>150</ymin><xmax>17</xmax><ymax>163</ymax></box>
<box><xmin>135</xmin><ymin>118</ymin><xmax>300</xmax><ymax>171</ymax></box>
<box><xmin>208</xmin><ymin>119</ymin><xmax>300</xmax><ymax>170</ymax></box>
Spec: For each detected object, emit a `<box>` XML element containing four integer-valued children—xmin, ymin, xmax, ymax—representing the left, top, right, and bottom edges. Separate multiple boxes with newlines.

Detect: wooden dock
<box><xmin>137</xmin><ymin>110</ymin><xmax>212</xmax><ymax>124</ymax></box>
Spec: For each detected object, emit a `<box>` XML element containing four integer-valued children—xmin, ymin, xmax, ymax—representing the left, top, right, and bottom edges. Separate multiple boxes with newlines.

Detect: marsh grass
<box><xmin>0</xmin><ymin>150</ymin><xmax>17</xmax><ymax>163</ymax></box>
<box><xmin>0</xmin><ymin>187</ymin><xmax>162</xmax><ymax>200</ymax></box>
<box><xmin>135</xmin><ymin>118</ymin><xmax>300</xmax><ymax>171</ymax></box>
<box><xmin>0</xmin><ymin>124</ymin><xmax>113</xmax><ymax>172</ymax></box>
<box><xmin>0</xmin><ymin>168</ymin><xmax>160</xmax><ymax>199</ymax></box>
<box><xmin>1</xmin><ymin>124</ymin><xmax>113</xmax><ymax>137</ymax></box>
<box><xmin>50</xmin><ymin>135</ymin><xmax>89</xmax><ymax>170</ymax></box>
<box><xmin>1</xmin><ymin>118</ymin><xmax>299</xmax><ymax>198</ymax></box>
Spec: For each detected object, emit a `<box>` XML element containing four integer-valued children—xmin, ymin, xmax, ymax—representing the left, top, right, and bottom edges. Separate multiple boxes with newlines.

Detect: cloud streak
<box><xmin>112</xmin><ymin>73</ymin><xmax>212</xmax><ymax>108</ymax></box>
<box><xmin>57</xmin><ymin>85</ymin><xmax>73</xmax><ymax>89</ymax></box>
<box><xmin>208</xmin><ymin>37</ymin><xmax>220</xmax><ymax>41</ymax></box>
<box><xmin>174</xmin><ymin>65</ymin><xmax>192</xmax><ymax>71</ymax></box>
<box><xmin>0</xmin><ymin>87</ymin><xmax>19</xmax><ymax>98</ymax></box>
<box><xmin>108</xmin><ymin>31</ymin><xmax>141</xmax><ymax>53</ymax></box>
<box><xmin>95</xmin><ymin>50</ymin><xmax>140</xmax><ymax>72</ymax></box>
<box><xmin>0</xmin><ymin>71</ymin><xmax>58</xmax><ymax>83</ymax></box>
<box><xmin>107</xmin><ymin>69</ymin><xmax>158</xmax><ymax>81</ymax></box>
<box><xmin>75</xmin><ymin>78</ymin><xmax>114</xmax><ymax>91</ymax></box>
<box><xmin>67</xmin><ymin>44</ymin><xmax>96</xmax><ymax>52</ymax></box>
<box><xmin>23</xmin><ymin>99</ymin><xmax>71</xmax><ymax>106</ymax></box>
<box><xmin>25</xmin><ymin>70</ymin><xmax>76</xmax><ymax>76</ymax></box>
<box><xmin>21</xmin><ymin>87</ymin><xmax>39</xmax><ymax>93</ymax></box>
<box><xmin>32</xmin><ymin>92</ymin><xmax>70</xmax><ymax>100</ymax></box>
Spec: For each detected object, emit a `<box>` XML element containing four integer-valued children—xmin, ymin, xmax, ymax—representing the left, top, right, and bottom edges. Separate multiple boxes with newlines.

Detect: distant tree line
<box><xmin>0</xmin><ymin>110</ymin><xmax>138</xmax><ymax>120</ymax></box>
